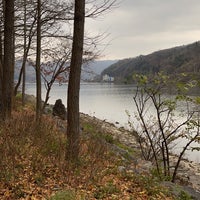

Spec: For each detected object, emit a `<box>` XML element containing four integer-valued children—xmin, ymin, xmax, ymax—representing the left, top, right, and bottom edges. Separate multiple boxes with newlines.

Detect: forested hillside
<box><xmin>101</xmin><ymin>41</ymin><xmax>200</xmax><ymax>83</ymax></box>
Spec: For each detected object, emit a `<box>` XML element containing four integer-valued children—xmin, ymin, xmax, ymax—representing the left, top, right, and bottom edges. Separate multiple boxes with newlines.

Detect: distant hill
<box><xmin>81</xmin><ymin>60</ymin><xmax>117</xmax><ymax>81</ymax></box>
<box><xmin>101</xmin><ymin>41</ymin><xmax>200</xmax><ymax>83</ymax></box>
<box><xmin>14</xmin><ymin>61</ymin><xmax>36</xmax><ymax>83</ymax></box>
<box><xmin>14</xmin><ymin>59</ymin><xmax>117</xmax><ymax>83</ymax></box>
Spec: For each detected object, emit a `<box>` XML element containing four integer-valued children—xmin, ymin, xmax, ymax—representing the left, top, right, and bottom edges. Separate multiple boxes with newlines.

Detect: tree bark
<box><xmin>2</xmin><ymin>0</ymin><xmax>14</xmax><ymax>120</ymax></box>
<box><xmin>66</xmin><ymin>0</ymin><xmax>85</xmax><ymax>161</ymax></box>
<box><xmin>35</xmin><ymin>0</ymin><xmax>42</xmax><ymax>122</ymax></box>
<box><xmin>22</xmin><ymin>0</ymin><xmax>27</xmax><ymax>106</ymax></box>
<box><xmin>14</xmin><ymin>16</ymin><xmax>37</xmax><ymax>97</ymax></box>
<box><xmin>0</xmin><ymin>0</ymin><xmax>4</xmax><ymax>116</ymax></box>
<box><xmin>0</xmin><ymin>60</ymin><xmax>2</xmax><ymax>115</ymax></box>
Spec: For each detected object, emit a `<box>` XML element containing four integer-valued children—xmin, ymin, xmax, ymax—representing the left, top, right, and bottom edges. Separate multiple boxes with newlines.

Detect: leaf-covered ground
<box><xmin>0</xmin><ymin>103</ymin><xmax>175</xmax><ymax>199</ymax></box>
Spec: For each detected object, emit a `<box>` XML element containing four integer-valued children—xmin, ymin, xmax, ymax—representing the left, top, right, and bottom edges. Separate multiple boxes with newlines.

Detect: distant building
<box><xmin>102</xmin><ymin>74</ymin><xmax>115</xmax><ymax>82</ymax></box>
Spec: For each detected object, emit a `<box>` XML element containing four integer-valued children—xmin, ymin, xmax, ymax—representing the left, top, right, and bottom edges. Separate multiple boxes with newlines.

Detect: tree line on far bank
<box><xmin>102</xmin><ymin>41</ymin><xmax>200</xmax><ymax>84</ymax></box>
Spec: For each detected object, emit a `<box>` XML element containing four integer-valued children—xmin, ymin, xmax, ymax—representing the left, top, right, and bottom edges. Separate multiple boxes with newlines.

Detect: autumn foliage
<box><xmin>0</xmin><ymin>101</ymin><xmax>175</xmax><ymax>199</ymax></box>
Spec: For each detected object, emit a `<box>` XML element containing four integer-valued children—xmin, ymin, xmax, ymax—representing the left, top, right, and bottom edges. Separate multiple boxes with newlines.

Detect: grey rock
<box><xmin>162</xmin><ymin>181</ymin><xmax>200</xmax><ymax>200</ymax></box>
<box><xmin>182</xmin><ymin>186</ymin><xmax>200</xmax><ymax>200</ymax></box>
<box><xmin>52</xmin><ymin>99</ymin><xmax>67</xmax><ymax>120</ymax></box>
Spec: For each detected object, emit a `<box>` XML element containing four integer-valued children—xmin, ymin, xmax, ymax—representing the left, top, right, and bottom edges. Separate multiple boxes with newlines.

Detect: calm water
<box><xmin>26</xmin><ymin>83</ymin><xmax>136</xmax><ymax>127</ymax></box>
<box><xmin>26</xmin><ymin>83</ymin><xmax>200</xmax><ymax>163</ymax></box>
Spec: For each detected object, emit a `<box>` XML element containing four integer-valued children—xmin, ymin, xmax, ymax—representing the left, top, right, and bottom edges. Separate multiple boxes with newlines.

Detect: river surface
<box><xmin>26</xmin><ymin>82</ymin><xmax>200</xmax><ymax>163</ymax></box>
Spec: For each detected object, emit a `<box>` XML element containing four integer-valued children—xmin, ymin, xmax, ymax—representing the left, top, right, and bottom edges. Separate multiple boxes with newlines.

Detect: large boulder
<box><xmin>52</xmin><ymin>99</ymin><xmax>67</xmax><ymax>120</ymax></box>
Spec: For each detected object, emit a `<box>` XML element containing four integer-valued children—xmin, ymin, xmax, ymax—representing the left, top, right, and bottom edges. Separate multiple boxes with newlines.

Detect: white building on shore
<box><xmin>102</xmin><ymin>74</ymin><xmax>115</xmax><ymax>82</ymax></box>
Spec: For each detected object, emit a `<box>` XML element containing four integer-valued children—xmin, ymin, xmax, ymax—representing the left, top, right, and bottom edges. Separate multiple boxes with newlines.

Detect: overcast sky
<box><xmin>85</xmin><ymin>0</ymin><xmax>200</xmax><ymax>60</ymax></box>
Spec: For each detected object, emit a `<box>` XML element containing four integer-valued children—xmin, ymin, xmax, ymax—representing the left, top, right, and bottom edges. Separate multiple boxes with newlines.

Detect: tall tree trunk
<box><xmin>0</xmin><ymin>60</ymin><xmax>2</xmax><ymax>116</ymax></box>
<box><xmin>36</xmin><ymin>0</ymin><xmax>42</xmax><ymax>122</ymax></box>
<box><xmin>66</xmin><ymin>0</ymin><xmax>85</xmax><ymax>161</ymax></box>
<box><xmin>0</xmin><ymin>26</ymin><xmax>3</xmax><ymax>115</ymax></box>
<box><xmin>0</xmin><ymin>0</ymin><xmax>4</xmax><ymax>116</ymax></box>
<box><xmin>2</xmin><ymin>0</ymin><xmax>14</xmax><ymax>120</ymax></box>
<box><xmin>0</xmin><ymin>27</ymin><xmax>3</xmax><ymax>62</ymax></box>
<box><xmin>22</xmin><ymin>0</ymin><xmax>27</xmax><ymax>106</ymax></box>
<box><xmin>14</xmin><ymin>27</ymin><xmax>35</xmax><ymax>96</ymax></box>
<box><xmin>14</xmin><ymin>5</ymin><xmax>37</xmax><ymax>97</ymax></box>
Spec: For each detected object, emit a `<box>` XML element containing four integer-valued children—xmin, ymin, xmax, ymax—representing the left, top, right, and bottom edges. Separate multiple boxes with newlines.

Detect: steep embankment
<box><xmin>101</xmin><ymin>41</ymin><xmax>200</xmax><ymax>83</ymax></box>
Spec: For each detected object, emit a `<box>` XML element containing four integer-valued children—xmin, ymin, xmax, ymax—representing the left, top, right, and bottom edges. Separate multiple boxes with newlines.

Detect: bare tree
<box><xmin>66</xmin><ymin>0</ymin><xmax>85</xmax><ymax>161</ymax></box>
<box><xmin>131</xmin><ymin>73</ymin><xmax>200</xmax><ymax>181</ymax></box>
<box><xmin>39</xmin><ymin>34</ymin><xmax>101</xmax><ymax>111</ymax></box>
<box><xmin>66</xmin><ymin>0</ymin><xmax>118</xmax><ymax>161</ymax></box>
<box><xmin>0</xmin><ymin>0</ymin><xmax>4</xmax><ymax>116</ymax></box>
<box><xmin>14</xmin><ymin>0</ymin><xmax>72</xmax><ymax>97</ymax></box>
<box><xmin>35</xmin><ymin>0</ymin><xmax>42</xmax><ymax>122</ymax></box>
<box><xmin>40</xmin><ymin>39</ymin><xmax>71</xmax><ymax>111</ymax></box>
<box><xmin>0</xmin><ymin>0</ymin><xmax>3</xmax><ymax>62</ymax></box>
<box><xmin>1</xmin><ymin>0</ymin><xmax>14</xmax><ymax>120</ymax></box>
<box><xmin>0</xmin><ymin>61</ymin><xmax>2</xmax><ymax>115</ymax></box>
<box><xmin>14</xmin><ymin>0</ymin><xmax>38</xmax><ymax>97</ymax></box>
<box><xmin>22</xmin><ymin>0</ymin><xmax>27</xmax><ymax>105</ymax></box>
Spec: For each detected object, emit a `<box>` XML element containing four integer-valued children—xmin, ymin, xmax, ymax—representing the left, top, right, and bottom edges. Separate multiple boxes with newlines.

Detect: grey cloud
<box><xmin>86</xmin><ymin>0</ymin><xmax>200</xmax><ymax>59</ymax></box>
<box><xmin>113</xmin><ymin>0</ymin><xmax>200</xmax><ymax>34</ymax></box>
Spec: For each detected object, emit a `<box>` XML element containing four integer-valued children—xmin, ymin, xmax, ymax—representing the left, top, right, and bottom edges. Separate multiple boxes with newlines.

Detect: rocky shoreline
<box><xmin>25</xmin><ymin>95</ymin><xmax>200</xmax><ymax>198</ymax></box>
<box><xmin>79</xmin><ymin>113</ymin><xmax>200</xmax><ymax>198</ymax></box>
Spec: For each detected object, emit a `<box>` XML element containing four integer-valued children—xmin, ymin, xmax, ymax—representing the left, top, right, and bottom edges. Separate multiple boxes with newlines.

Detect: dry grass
<box><xmin>0</xmin><ymin>102</ymin><xmax>175</xmax><ymax>199</ymax></box>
